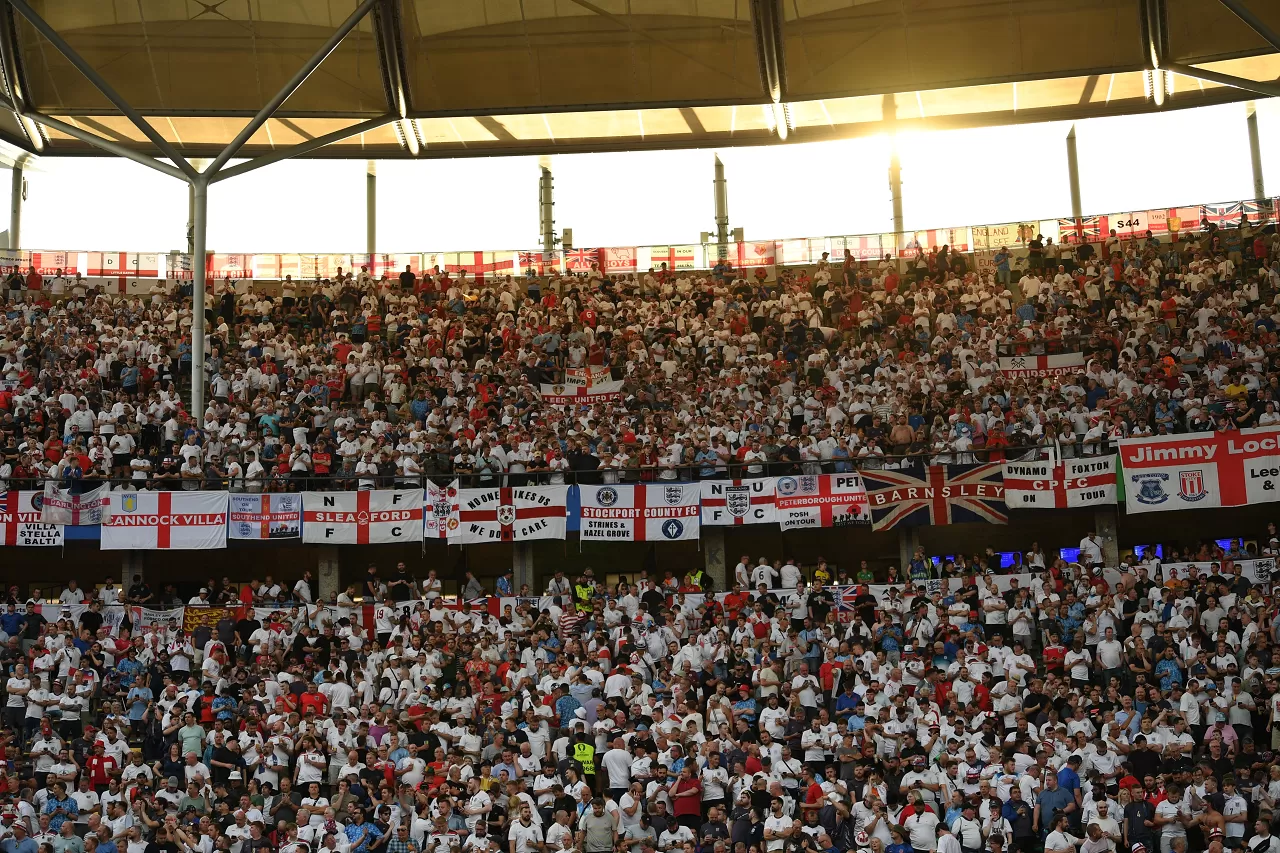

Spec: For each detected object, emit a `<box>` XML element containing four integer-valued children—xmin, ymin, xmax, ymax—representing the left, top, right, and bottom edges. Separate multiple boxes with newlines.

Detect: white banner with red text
<box><xmin>773</xmin><ymin>474</ymin><xmax>871</xmax><ymax>530</ymax></box>
<box><xmin>40</xmin><ymin>483</ymin><xmax>107</xmax><ymax>526</ymax></box>
<box><xmin>997</xmin><ymin>353</ymin><xmax>1086</xmax><ymax>379</ymax></box>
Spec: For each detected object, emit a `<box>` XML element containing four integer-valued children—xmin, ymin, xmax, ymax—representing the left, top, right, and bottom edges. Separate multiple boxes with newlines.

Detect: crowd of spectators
<box><xmin>1</xmin><ymin>218</ymin><xmax>1279</xmax><ymax>493</ymax></box>
<box><xmin>0</xmin><ymin>540</ymin><xmax>1271</xmax><ymax>853</ymax></box>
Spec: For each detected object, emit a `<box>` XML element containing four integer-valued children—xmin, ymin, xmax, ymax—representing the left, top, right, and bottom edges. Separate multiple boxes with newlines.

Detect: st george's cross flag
<box><xmin>860</xmin><ymin>462</ymin><xmax>1007</xmax><ymax>530</ymax></box>
<box><xmin>424</xmin><ymin>480</ymin><xmax>456</xmax><ymax>540</ymax></box>
<box><xmin>101</xmin><ymin>491</ymin><xmax>228</xmax><ymax>550</ymax></box>
<box><xmin>449</xmin><ymin>485</ymin><xmax>568</xmax><ymax>543</ymax></box>
<box><xmin>579</xmin><ymin>484</ymin><xmax>700</xmax><ymax>541</ymax></box>
<box><xmin>1002</xmin><ymin>457</ymin><xmax>1117</xmax><ymax>509</ymax></box>
<box><xmin>700</xmin><ymin>479</ymin><xmax>776</xmax><ymax>525</ymax></box>
<box><xmin>40</xmin><ymin>482</ymin><xmax>107</xmax><ymax>525</ymax></box>
<box><xmin>773</xmin><ymin>474</ymin><xmax>871</xmax><ymax>530</ymax></box>
<box><xmin>301</xmin><ymin>490</ymin><xmax>424</xmax><ymax>544</ymax></box>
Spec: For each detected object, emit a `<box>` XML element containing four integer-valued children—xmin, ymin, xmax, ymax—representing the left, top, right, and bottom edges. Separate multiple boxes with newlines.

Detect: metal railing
<box><xmin>7</xmin><ymin>444</ymin><xmax>1092</xmax><ymax>493</ymax></box>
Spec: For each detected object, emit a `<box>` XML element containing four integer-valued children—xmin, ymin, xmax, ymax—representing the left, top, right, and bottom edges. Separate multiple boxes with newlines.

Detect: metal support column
<box><xmin>191</xmin><ymin>177</ymin><xmax>208</xmax><ymax>419</ymax></box>
<box><xmin>539</xmin><ymin>166</ymin><xmax>555</xmax><ymax>255</ymax></box>
<box><xmin>1247</xmin><ymin>102</ymin><xmax>1266</xmax><ymax>200</ymax></box>
<box><xmin>8</xmin><ymin>153</ymin><xmax>27</xmax><ymax>250</ymax></box>
<box><xmin>1093</xmin><ymin>508</ymin><xmax>1120</xmax><ymax>568</ymax></box>
<box><xmin>897</xmin><ymin>527</ymin><xmax>920</xmax><ymax>577</ymax></box>
<box><xmin>513</xmin><ymin>542</ymin><xmax>534</xmax><ymax>595</ymax></box>
<box><xmin>888</xmin><ymin>148</ymin><xmax>904</xmax><ymax>238</ymax></box>
<box><xmin>366</xmin><ymin>160</ymin><xmax>377</xmax><ymax>256</ymax></box>
<box><xmin>1066</xmin><ymin>125</ymin><xmax>1083</xmax><ymax>219</ymax></box>
<box><xmin>702</xmin><ymin>527</ymin><xmax>727</xmax><ymax>591</ymax></box>
<box><xmin>713</xmin><ymin>155</ymin><xmax>729</xmax><ymax>245</ymax></box>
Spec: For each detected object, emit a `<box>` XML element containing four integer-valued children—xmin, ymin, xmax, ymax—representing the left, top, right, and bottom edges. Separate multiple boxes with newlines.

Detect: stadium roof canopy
<box><xmin>0</xmin><ymin>0</ymin><xmax>1277</xmax><ymax>164</ymax></box>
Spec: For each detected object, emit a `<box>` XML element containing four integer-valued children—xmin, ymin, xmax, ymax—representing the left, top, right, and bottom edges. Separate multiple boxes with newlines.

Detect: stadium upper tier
<box><xmin>0</xmin><ymin>198</ymin><xmax>1277</xmax><ymax>497</ymax></box>
<box><xmin>0</xmin><ymin>0</ymin><xmax>1277</xmax><ymax>159</ymax></box>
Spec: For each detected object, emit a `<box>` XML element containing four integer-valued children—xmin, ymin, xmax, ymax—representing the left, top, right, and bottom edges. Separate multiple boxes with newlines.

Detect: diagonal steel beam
<box><xmin>23</xmin><ymin>111</ymin><xmax>187</xmax><ymax>180</ymax></box>
<box><xmin>7</xmin><ymin>0</ymin><xmax>191</xmax><ymax>174</ymax></box>
<box><xmin>0</xmin><ymin>5</ymin><xmax>38</xmax><ymax>151</ymax></box>
<box><xmin>751</xmin><ymin>0</ymin><xmax>787</xmax><ymax>103</ymax></box>
<box><xmin>1217</xmin><ymin>0</ymin><xmax>1280</xmax><ymax>54</ymax></box>
<box><xmin>208</xmin><ymin>115</ymin><xmax>393</xmax><ymax>184</ymax></box>
<box><xmin>371</xmin><ymin>0</ymin><xmax>412</xmax><ymax>118</ymax></box>
<box><xmin>204</xmin><ymin>0</ymin><xmax>380</xmax><ymax>176</ymax></box>
<box><xmin>1164</xmin><ymin>60</ymin><xmax>1280</xmax><ymax>98</ymax></box>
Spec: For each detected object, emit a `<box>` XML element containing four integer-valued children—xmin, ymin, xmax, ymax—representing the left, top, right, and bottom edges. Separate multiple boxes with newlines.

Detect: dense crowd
<box><xmin>0</xmin><ymin>542</ymin><xmax>1271</xmax><ymax>853</ymax></box>
<box><xmin>1</xmin><ymin>219</ymin><xmax>1280</xmax><ymax>493</ymax></box>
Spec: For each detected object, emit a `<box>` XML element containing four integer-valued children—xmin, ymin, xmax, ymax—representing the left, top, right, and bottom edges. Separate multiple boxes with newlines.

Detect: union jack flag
<box><xmin>1243</xmin><ymin>200</ymin><xmax>1275</xmax><ymax>226</ymax></box>
<box><xmin>1201</xmin><ymin>202</ymin><xmax>1243</xmax><ymax>228</ymax></box>
<box><xmin>860</xmin><ymin>462</ymin><xmax>1008</xmax><ymax>531</ymax></box>
<box><xmin>518</xmin><ymin>251</ymin><xmax>559</xmax><ymax>274</ymax></box>
<box><xmin>1057</xmin><ymin>216</ymin><xmax>1105</xmax><ymax>244</ymax></box>
<box><xmin>564</xmin><ymin>248</ymin><xmax>599</xmax><ymax>272</ymax></box>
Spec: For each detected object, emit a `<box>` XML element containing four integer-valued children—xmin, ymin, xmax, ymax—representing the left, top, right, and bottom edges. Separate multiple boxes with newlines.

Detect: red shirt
<box><xmin>85</xmin><ymin>754</ymin><xmax>117</xmax><ymax>787</ymax></box>
<box><xmin>299</xmin><ymin>692</ymin><xmax>327</xmax><ymax>716</ymax></box>
<box><xmin>671</xmin><ymin>777</ymin><xmax>702</xmax><ymax>816</ymax></box>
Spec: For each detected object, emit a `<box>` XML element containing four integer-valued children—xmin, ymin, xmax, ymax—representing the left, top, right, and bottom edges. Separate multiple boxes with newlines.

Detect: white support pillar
<box><xmin>317</xmin><ymin>546</ymin><xmax>341</xmax><ymax>600</ymax></box>
<box><xmin>190</xmin><ymin>177</ymin><xmax>208</xmax><ymax>420</ymax></box>
<box><xmin>888</xmin><ymin>148</ymin><xmax>904</xmax><ymax>238</ymax></box>
<box><xmin>9</xmin><ymin>154</ymin><xmax>27</xmax><ymax>250</ymax></box>
<box><xmin>1248</xmin><ymin>102</ymin><xmax>1266</xmax><ymax>200</ymax></box>
<box><xmin>702</xmin><ymin>527</ymin><xmax>727</xmax><ymax>591</ymax></box>
<box><xmin>539</xmin><ymin>165</ymin><xmax>555</xmax><ymax>256</ymax></box>
<box><xmin>366</xmin><ymin>160</ymin><xmax>376</xmax><ymax>256</ymax></box>
<box><xmin>1066</xmin><ymin>125</ymin><xmax>1082</xmax><ymax>219</ymax></box>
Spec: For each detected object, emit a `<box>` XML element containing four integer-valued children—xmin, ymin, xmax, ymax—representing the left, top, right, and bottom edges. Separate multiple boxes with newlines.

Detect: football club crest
<box><xmin>122</xmin><ymin>494</ymin><xmax>138</xmax><ymax>513</ymax></box>
<box><xmin>776</xmin><ymin>477</ymin><xmax>798</xmax><ymax>496</ymax></box>
<box><xmin>663</xmin><ymin>486</ymin><xmax>685</xmax><ymax>506</ymax></box>
<box><xmin>597</xmin><ymin>487</ymin><xmax>619</xmax><ymax>507</ymax></box>
<box><xmin>725</xmin><ymin>485</ymin><xmax>751</xmax><ymax>518</ymax></box>
<box><xmin>497</xmin><ymin>504</ymin><xmax>516</xmax><ymax>526</ymax></box>
<box><xmin>1132</xmin><ymin>473</ymin><xmax>1169</xmax><ymax>505</ymax></box>
<box><xmin>1178</xmin><ymin>470</ymin><xmax>1207</xmax><ymax>502</ymax></box>
<box><xmin>661</xmin><ymin>519</ymin><xmax>684</xmax><ymax>539</ymax></box>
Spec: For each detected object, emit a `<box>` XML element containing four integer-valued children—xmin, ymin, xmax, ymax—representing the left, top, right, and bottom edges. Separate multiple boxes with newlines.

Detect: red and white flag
<box><xmin>40</xmin><ymin>483</ymin><xmax>106</xmax><ymax>525</ymax></box>
<box><xmin>774</xmin><ymin>474</ymin><xmax>871</xmax><ymax>530</ymax></box>
<box><xmin>1002</xmin><ymin>457</ymin><xmax>1117</xmax><ymax>509</ymax></box>
<box><xmin>424</xmin><ymin>480</ymin><xmax>456</xmax><ymax>540</ymax></box>
<box><xmin>735</xmin><ymin>241</ymin><xmax>776</xmax><ymax>273</ymax></box>
<box><xmin>538</xmin><ymin>380</ymin><xmax>624</xmax><ymax>404</ymax></box>
<box><xmin>0</xmin><ymin>491</ymin><xmax>62</xmax><ymax>546</ymax></box>
<box><xmin>600</xmin><ymin>247</ymin><xmax>638</xmax><ymax>274</ymax></box>
<box><xmin>450</xmin><ymin>485</ymin><xmax>567</xmax><ymax>543</ymax></box>
<box><xmin>834</xmin><ymin>235</ymin><xmax>882</xmax><ymax>260</ymax></box>
<box><xmin>700</xmin><ymin>479</ymin><xmax>776</xmax><ymax>526</ymax></box>
<box><xmin>101</xmin><ymin>491</ymin><xmax>228</xmax><ymax>550</ymax></box>
<box><xmin>579</xmin><ymin>484</ymin><xmax>700</xmax><ymax>541</ymax></box>
<box><xmin>301</xmin><ymin>490</ymin><xmax>424</xmax><ymax>544</ymax></box>
<box><xmin>228</xmin><ymin>493</ymin><xmax>301</xmax><ymax>540</ymax></box>
<box><xmin>648</xmin><ymin>246</ymin><xmax>698</xmax><ymax>270</ymax></box>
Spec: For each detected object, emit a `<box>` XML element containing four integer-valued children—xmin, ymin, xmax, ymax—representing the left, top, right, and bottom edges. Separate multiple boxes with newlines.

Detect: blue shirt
<box><xmin>126</xmin><ymin>686</ymin><xmax>153</xmax><ymax>721</ymax></box>
<box><xmin>1</xmin><ymin>838</ymin><xmax>38</xmax><ymax>853</ymax></box>
<box><xmin>345</xmin><ymin>822</ymin><xmax>382</xmax><ymax>853</ymax></box>
<box><xmin>0</xmin><ymin>612</ymin><xmax>24</xmax><ymax>636</ymax></box>
<box><xmin>43</xmin><ymin>795</ymin><xmax>79</xmax><ymax>831</ymax></box>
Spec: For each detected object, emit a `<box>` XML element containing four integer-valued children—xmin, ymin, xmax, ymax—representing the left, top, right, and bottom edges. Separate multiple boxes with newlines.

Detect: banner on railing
<box><xmin>101</xmin><ymin>491</ymin><xmax>228</xmax><ymax>550</ymax></box>
<box><xmin>424</xmin><ymin>480</ymin><xmax>455</xmax><ymax>540</ymax></box>
<box><xmin>1119</xmin><ymin>427</ymin><xmax>1280</xmax><ymax>514</ymax></box>
<box><xmin>537</xmin><ymin>381</ymin><xmax>624</xmax><ymax>404</ymax></box>
<box><xmin>0</xmin><ymin>490</ymin><xmax>62</xmax><ymax>546</ymax></box>
<box><xmin>998</xmin><ymin>353</ymin><xmax>1086</xmax><ymax>378</ymax></box>
<box><xmin>301</xmin><ymin>490</ymin><xmax>423</xmax><ymax>544</ymax></box>
<box><xmin>564</xmin><ymin>366</ymin><xmax>613</xmax><ymax>388</ymax></box>
<box><xmin>449</xmin><ymin>485</ymin><xmax>568</xmax><ymax>543</ymax></box>
<box><xmin>579</xmin><ymin>483</ymin><xmax>700</xmax><ymax>541</ymax></box>
<box><xmin>40</xmin><ymin>483</ymin><xmax>106</xmax><ymax>526</ymax></box>
<box><xmin>863</xmin><ymin>462</ymin><xmax>1007</xmax><ymax>530</ymax></box>
<box><xmin>1158</xmin><ymin>558</ymin><xmax>1272</xmax><ymax>585</ymax></box>
<box><xmin>1002</xmin><ymin>457</ymin><xmax>1117</xmax><ymax>509</ymax></box>
<box><xmin>228</xmin><ymin>493</ymin><xmax>301</xmax><ymax>540</ymax></box>
<box><xmin>700</xmin><ymin>479</ymin><xmax>776</xmax><ymax>526</ymax></box>
<box><xmin>774</xmin><ymin>474</ymin><xmax>871</xmax><ymax>530</ymax></box>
